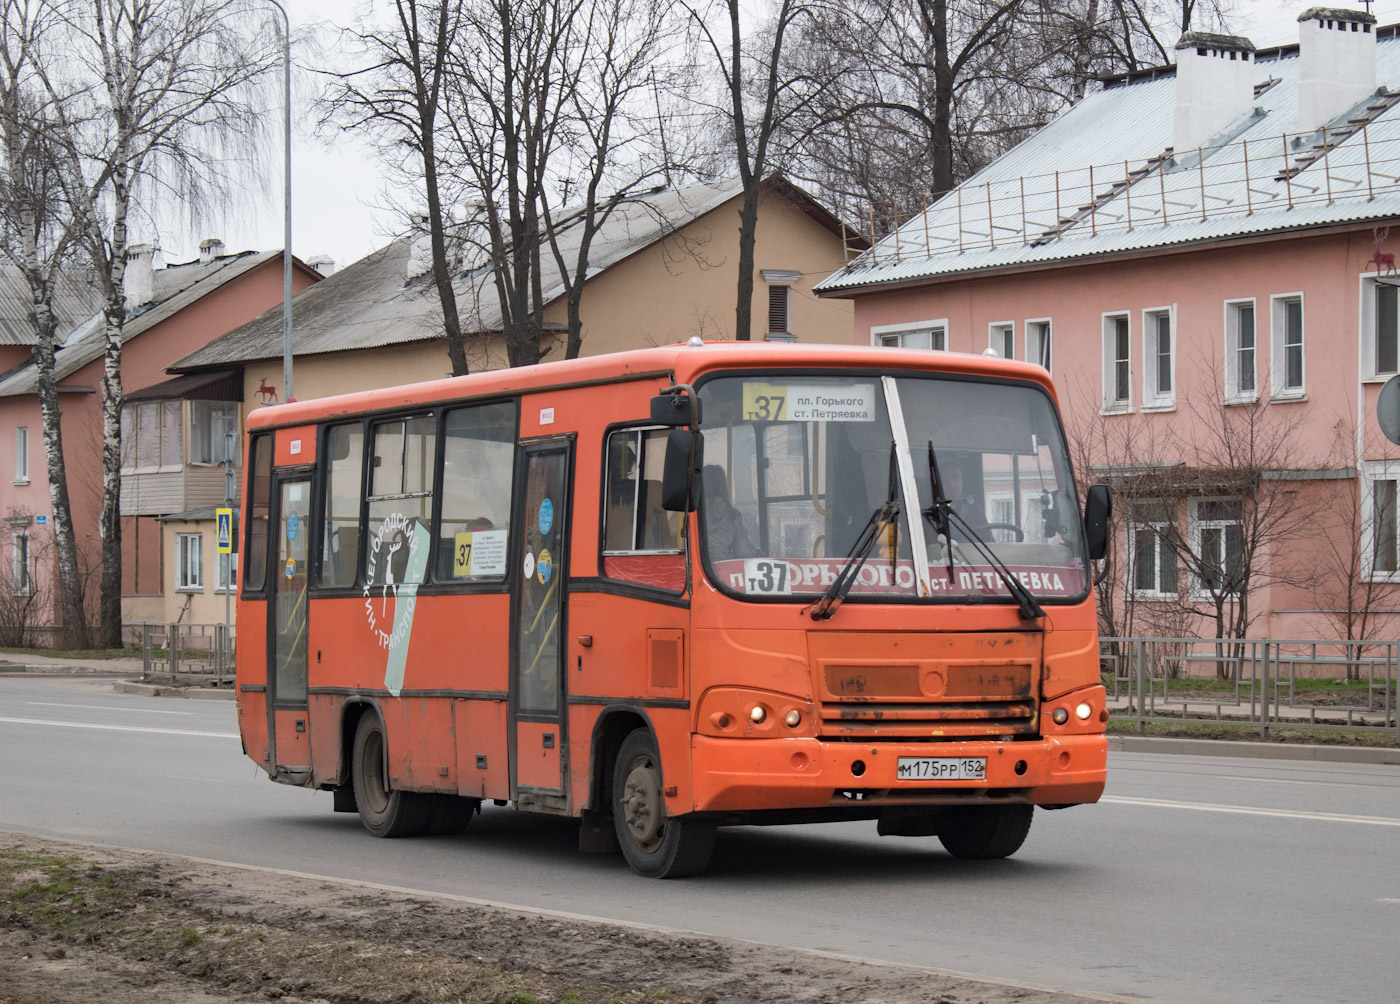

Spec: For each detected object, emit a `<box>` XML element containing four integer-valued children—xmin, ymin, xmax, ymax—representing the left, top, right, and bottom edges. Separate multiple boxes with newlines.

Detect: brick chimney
<box><xmin>123</xmin><ymin>244</ymin><xmax>155</xmax><ymax>309</ymax></box>
<box><xmin>1174</xmin><ymin>31</ymin><xmax>1257</xmax><ymax>154</ymax></box>
<box><xmin>1296</xmin><ymin>7</ymin><xmax>1377</xmax><ymax>134</ymax></box>
<box><xmin>199</xmin><ymin>237</ymin><xmax>225</xmax><ymax>263</ymax></box>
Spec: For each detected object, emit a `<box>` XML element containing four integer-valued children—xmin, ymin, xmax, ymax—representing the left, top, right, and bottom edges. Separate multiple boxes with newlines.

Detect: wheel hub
<box><xmin>621</xmin><ymin>760</ymin><xmax>663</xmax><ymax>852</ymax></box>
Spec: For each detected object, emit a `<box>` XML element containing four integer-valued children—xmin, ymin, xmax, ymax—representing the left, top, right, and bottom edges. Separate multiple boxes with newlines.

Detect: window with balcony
<box><xmin>120</xmin><ymin>400</ymin><xmax>182</xmax><ymax>471</ymax></box>
<box><xmin>189</xmin><ymin>402</ymin><xmax>239</xmax><ymax>464</ymax></box>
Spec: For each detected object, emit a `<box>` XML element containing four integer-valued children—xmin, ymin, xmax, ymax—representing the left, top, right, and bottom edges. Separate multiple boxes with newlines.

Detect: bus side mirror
<box><xmin>1083</xmin><ymin>484</ymin><xmax>1112</xmax><ymax>561</ymax></box>
<box><xmin>661</xmin><ymin>428</ymin><xmax>702</xmax><ymax>512</ymax></box>
<box><xmin>650</xmin><ymin>389</ymin><xmax>701</xmax><ymax>427</ymax></box>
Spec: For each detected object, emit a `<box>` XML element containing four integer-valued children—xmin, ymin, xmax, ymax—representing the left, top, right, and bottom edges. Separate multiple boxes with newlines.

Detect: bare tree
<box><xmin>683</xmin><ymin>0</ymin><xmax>829</xmax><ymax>342</ymax></box>
<box><xmin>0</xmin><ymin>0</ymin><xmax>93</xmax><ymax>646</ymax></box>
<box><xmin>36</xmin><ymin>0</ymin><xmax>278</xmax><ymax>647</ymax></box>
<box><xmin>326</xmin><ymin>0</ymin><xmax>474</xmax><ymax>376</ymax></box>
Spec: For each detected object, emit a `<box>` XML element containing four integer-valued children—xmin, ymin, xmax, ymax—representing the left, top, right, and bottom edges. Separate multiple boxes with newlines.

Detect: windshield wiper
<box><xmin>811</xmin><ymin>442</ymin><xmax>900</xmax><ymax>620</ymax></box>
<box><xmin>921</xmin><ymin>440</ymin><xmax>1044</xmax><ymax>622</ymax></box>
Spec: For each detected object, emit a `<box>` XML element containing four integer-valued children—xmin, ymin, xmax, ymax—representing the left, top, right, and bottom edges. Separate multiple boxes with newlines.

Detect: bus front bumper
<box><xmin>689</xmin><ymin>733</ymin><xmax>1106</xmax><ymax>813</ymax></box>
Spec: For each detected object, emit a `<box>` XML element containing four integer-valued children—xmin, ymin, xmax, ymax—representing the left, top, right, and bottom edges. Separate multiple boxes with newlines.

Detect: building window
<box><xmin>761</xmin><ymin>269</ymin><xmax>800</xmax><ymax>341</ymax></box>
<box><xmin>1143</xmin><ymin>308</ymin><xmax>1174</xmax><ymax>408</ymax></box>
<box><xmin>13</xmin><ymin>426</ymin><xmax>27</xmax><ymax>483</ymax></box>
<box><xmin>1130</xmin><ymin>502</ymin><xmax>1178</xmax><ymax>597</ymax></box>
<box><xmin>189</xmin><ymin>402</ymin><xmax>239</xmax><ymax>464</ymax></box>
<box><xmin>1190</xmin><ymin>499</ymin><xmax>1243</xmax><ymax>596</ymax></box>
<box><xmin>1364</xmin><ymin>462</ymin><xmax>1400</xmax><ymax>578</ymax></box>
<box><xmin>989</xmin><ymin>322</ymin><xmax>1014</xmax><ymax>359</ymax></box>
<box><xmin>1102</xmin><ymin>313</ymin><xmax>1130</xmax><ymax>410</ymax></box>
<box><xmin>1270</xmin><ymin>294</ymin><xmax>1305</xmax><ymax>396</ymax></box>
<box><xmin>1376</xmin><ymin>281</ymin><xmax>1399</xmax><ymax>378</ymax></box>
<box><xmin>217</xmin><ymin>552</ymin><xmax>238</xmax><ymax>592</ymax></box>
<box><xmin>1225</xmin><ymin>300</ymin><xmax>1257</xmax><ymax>401</ymax></box>
<box><xmin>121</xmin><ymin>400</ymin><xmax>183</xmax><ymax>471</ymax></box>
<box><xmin>1027</xmin><ymin>319</ymin><xmax>1052</xmax><ymax>372</ymax></box>
<box><xmin>873</xmin><ymin>319</ymin><xmax>947</xmax><ymax>351</ymax></box>
<box><xmin>11</xmin><ymin>531</ymin><xmax>29</xmax><ymax>595</ymax></box>
<box><xmin>176</xmin><ymin>533</ymin><xmax>203</xmax><ymax>591</ymax></box>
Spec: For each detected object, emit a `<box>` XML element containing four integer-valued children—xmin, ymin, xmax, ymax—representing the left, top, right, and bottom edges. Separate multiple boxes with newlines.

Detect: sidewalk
<box><xmin>0</xmin><ymin>650</ymin><xmax>235</xmax><ymax>701</ymax></box>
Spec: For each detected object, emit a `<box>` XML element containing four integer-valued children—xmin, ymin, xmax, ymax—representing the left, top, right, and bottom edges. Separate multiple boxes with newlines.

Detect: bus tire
<box><xmin>611</xmin><ymin>728</ymin><xmax>715</xmax><ymax>878</ymax></box>
<box><xmin>424</xmin><ymin>795</ymin><xmax>480</xmax><ymax>835</ymax></box>
<box><xmin>351</xmin><ymin>714</ymin><xmax>432</xmax><ymax>838</ymax></box>
<box><xmin>937</xmin><ymin>804</ymin><xmax>1033</xmax><ymax>859</ymax></box>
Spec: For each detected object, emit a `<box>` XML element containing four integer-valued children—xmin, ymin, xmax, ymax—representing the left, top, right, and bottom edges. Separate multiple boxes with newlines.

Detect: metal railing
<box><xmin>849</xmin><ymin>117</ymin><xmax>1400</xmax><ymax>267</ymax></box>
<box><xmin>133</xmin><ymin>622</ymin><xmax>235</xmax><ymax>685</ymax></box>
<box><xmin>1101</xmin><ymin>636</ymin><xmax>1399</xmax><ymax>739</ymax></box>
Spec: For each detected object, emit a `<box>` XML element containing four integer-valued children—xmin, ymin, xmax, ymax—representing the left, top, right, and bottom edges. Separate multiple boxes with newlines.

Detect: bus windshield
<box><xmin>696</xmin><ymin>373</ymin><xmax>1088</xmax><ymax>604</ymax></box>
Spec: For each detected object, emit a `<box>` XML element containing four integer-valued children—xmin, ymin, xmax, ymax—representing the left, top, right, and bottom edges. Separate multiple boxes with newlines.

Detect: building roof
<box><xmin>172</xmin><ymin>177</ymin><xmax>859</xmax><ymax>370</ymax></box>
<box><xmin>817</xmin><ymin>23</ymin><xmax>1400</xmax><ymax>295</ymax></box>
<box><xmin>0</xmin><ymin>267</ymin><xmax>106</xmax><ymax>347</ymax></box>
<box><xmin>0</xmin><ymin>251</ymin><xmax>287</xmax><ymax>398</ymax></box>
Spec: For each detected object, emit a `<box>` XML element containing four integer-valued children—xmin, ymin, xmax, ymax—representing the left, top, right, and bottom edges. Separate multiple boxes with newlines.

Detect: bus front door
<box><xmin>510</xmin><ymin>442</ymin><xmax>572</xmax><ymax>805</ymax></box>
<box><xmin>267</xmin><ymin>474</ymin><xmax>311</xmax><ymax>784</ymax></box>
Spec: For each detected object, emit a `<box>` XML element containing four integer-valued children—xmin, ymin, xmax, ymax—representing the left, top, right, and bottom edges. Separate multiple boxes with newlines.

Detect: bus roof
<box><xmin>245</xmin><ymin>341</ymin><xmax>1057</xmax><ymax>431</ymax></box>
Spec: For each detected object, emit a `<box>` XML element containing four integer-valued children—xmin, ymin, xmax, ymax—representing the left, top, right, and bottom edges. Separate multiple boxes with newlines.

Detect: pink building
<box><xmin>818</xmin><ymin>10</ymin><xmax>1400</xmax><ymax>644</ymax></box>
<box><xmin>0</xmin><ymin>244</ymin><xmax>320</xmax><ymax>644</ymax></box>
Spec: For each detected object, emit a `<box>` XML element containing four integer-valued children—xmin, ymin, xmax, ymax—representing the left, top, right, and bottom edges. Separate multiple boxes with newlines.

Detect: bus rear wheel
<box><xmin>937</xmin><ymin>804</ymin><xmax>1033</xmax><ymax>859</ymax></box>
<box><xmin>611</xmin><ymin>729</ymin><xmax>715</xmax><ymax>878</ymax></box>
<box><xmin>352</xmin><ymin>714</ymin><xmax>432</xmax><ymax>838</ymax></box>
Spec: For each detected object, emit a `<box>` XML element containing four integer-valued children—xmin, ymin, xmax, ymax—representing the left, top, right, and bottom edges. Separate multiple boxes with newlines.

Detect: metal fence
<box><xmin>1101</xmin><ymin>636</ymin><xmax>1399</xmax><ymax>739</ymax></box>
<box><xmin>133</xmin><ymin>622</ymin><xmax>235</xmax><ymax>685</ymax></box>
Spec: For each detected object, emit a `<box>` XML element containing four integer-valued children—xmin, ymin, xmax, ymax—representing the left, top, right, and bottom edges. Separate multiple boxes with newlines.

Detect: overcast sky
<box><xmin>142</xmin><ymin>1</ymin><xmax>1400</xmax><ymax>274</ymax></box>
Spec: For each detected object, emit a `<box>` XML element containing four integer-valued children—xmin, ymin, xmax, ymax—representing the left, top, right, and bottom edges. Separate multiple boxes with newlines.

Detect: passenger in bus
<box><xmin>943</xmin><ymin>461</ymin><xmax>989</xmax><ymax>534</ymax></box>
<box><xmin>701</xmin><ymin>465</ymin><xmax>758</xmax><ymax>558</ymax></box>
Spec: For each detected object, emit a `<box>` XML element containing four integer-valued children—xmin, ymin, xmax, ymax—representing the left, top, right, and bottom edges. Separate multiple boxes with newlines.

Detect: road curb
<box><xmin>1109</xmin><ymin>734</ymin><xmax>1400</xmax><ymax>764</ymax></box>
<box><xmin>111</xmin><ymin>680</ymin><xmax>236</xmax><ymax>701</ymax></box>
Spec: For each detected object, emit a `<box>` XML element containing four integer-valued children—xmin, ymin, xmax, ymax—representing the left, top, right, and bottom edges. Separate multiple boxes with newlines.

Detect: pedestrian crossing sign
<box><xmin>216</xmin><ymin>507</ymin><xmax>233</xmax><ymax>554</ymax></box>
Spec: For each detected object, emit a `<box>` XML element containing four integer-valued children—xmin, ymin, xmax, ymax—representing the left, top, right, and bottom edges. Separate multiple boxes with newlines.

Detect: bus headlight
<box><xmin>785</xmin><ymin>709</ymin><xmax>801</xmax><ymax>727</ymax></box>
<box><xmin>1075</xmin><ymin>702</ymin><xmax>1093</xmax><ymax>720</ymax></box>
<box><xmin>750</xmin><ymin>705</ymin><xmax>766</xmax><ymax>724</ymax></box>
<box><xmin>1052</xmin><ymin>707</ymin><xmax>1069</xmax><ymax>725</ymax></box>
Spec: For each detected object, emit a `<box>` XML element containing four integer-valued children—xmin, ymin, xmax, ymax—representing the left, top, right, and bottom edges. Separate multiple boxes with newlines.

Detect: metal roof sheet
<box><xmin>818</xmin><ymin>27</ymin><xmax>1400</xmax><ymax>294</ymax></box>
<box><xmin>170</xmin><ymin>180</ymin><xmax>767</xmax><ymax>370</ymax></box>
<box><xmin>0</xmin><ymin>267</ymin><xmax>105</xmax><ymax>346</ymax></box>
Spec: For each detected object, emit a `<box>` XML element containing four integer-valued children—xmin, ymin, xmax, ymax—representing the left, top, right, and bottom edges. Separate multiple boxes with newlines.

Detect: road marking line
<box><xmin>29</xmin><ymin>701</ymin><xmax>194</xmax><ymax>716</ymax></box>
<box><xmin>1103</xmin><ymin>795</ymin><xmax>1400</xmax><ymax>827</ymax></box>
<box><xmin>0</xmin><ymin>716</ymin><xmax>236</xmax><ymax>739</ymax></box>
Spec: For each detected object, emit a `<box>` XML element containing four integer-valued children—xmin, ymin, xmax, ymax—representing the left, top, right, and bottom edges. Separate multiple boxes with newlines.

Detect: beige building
<box><xmin>156</xmin><ymin>177</ymin><xmax>860</xmax><ymax>631</ymax></box>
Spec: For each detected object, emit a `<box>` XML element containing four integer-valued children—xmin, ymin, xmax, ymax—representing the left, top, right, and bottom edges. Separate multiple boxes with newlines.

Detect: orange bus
<box><xmin>235</xmin><ymin>341</ymin><xmax>1111</xmax><ymax>877</ymax></box>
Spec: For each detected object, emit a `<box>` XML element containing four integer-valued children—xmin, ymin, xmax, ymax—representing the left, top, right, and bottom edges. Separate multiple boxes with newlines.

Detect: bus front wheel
<box><xmin>937</xmin><ymin>804</ymin><xmax>1033</xmax><ymax>859</ymax></box>
<box><xmin>611</xmin><ymin>729</ymin><xmax>715</xmax><ymax>878</ymax></box>
<box><xmin>352</xmin><ymin>714</ymin><xmax>432</xmax><ymax>838</ymax></box>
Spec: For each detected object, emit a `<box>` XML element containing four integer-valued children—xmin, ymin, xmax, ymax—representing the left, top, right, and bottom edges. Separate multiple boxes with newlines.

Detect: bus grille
<box><xmin>816</xmin><ymin>661</ymin><xmax>1038</xmax><ymax>739</ymax></box>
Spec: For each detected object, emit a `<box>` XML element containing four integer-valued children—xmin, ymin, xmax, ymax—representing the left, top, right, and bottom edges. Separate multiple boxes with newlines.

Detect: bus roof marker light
<box><xmin>687</xmin><ymin>335</ymin><xmax>704</xmax><ymax>347</ymax></box>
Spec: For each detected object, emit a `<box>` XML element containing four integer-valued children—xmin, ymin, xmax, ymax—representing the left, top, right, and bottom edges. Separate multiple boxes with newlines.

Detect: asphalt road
<box><xmin>2</xmin><ymin>674</ymin><xmax>1397</xmax><ymax>1004</ymax></box>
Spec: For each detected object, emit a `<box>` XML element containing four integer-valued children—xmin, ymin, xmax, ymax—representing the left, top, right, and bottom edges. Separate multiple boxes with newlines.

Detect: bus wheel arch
<box><xmin>350</xmin><ymin>709</ymin><xmax>433</xmax><ymax>838</ymax></box>
<box><xmin>610</xmin><ymin>726</ymin><xmax>715</xmax><ymax>878</ymax></box>
<box><xmin>586</xmin><ymin>706</ymin><xmax>653</xmax><ymax>814</ymax></box>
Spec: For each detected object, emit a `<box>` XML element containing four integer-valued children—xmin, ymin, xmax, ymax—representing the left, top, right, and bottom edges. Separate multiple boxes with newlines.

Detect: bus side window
<box><xmin>437</xmin><ymin>402</ymin><xmax>516</xmax><ymax>581</ymax></box>
<box><xmin>366</xmin><ymin>415</ymin><xmax>435</xmax><ymax>588</ymax></box>
<box><xmin>244</xmin><ymin>433</ymin><xmax>271</xmax><ymax>593</ymax></box>
<box><xmin>319</xmin><ymin>422</ymin><xmax>364</xmax><ymax>586</ymax></box>
<box><xmin>604</xmin><ymin>428</ymin><xmax>683</xmax><ymax>555</ymax></box>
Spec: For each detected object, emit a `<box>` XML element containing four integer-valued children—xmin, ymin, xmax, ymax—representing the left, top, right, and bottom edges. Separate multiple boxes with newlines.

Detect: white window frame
<box><xmin>1361</xmin><ymin>274</ymin><xmax>1399</xmax><ymax>382</ymax></box>
<box><xmin>13</xmin><ymin>426</ymin><xmax>28</xmax><ymax>484</ymax></box>
<box><xmin>1188</xmin><ymin>498</ymin><xmax>1244</xmax><ymax>599</ymax></box>
<box><xmin>176</xmin><ymin>532</ymin><xmax>203</xmax><ymax>592</ymax></box>
<box><xmin>1128</xmin><ymin>503</ymin><xmax>1179</xmax><ymax>599</ymax></box>
<box><xmin>1224</xmin><ymin>299</ymin><xmax>1258</xmax><ymax>403</ymax></box>
<box><xmin>1270</xmin><ymin>293</ymin><xmax>1306</xmax><ymax>399</ymax></box>
<box><xmin>1362</xmin><ymin>461</ymin><xmax>1400</xmax><ymax>581</ymax></box>
<box><xmin>1142</xmin><ymin>306</ymin><xmax>1175</xmax><ymax>410</ymax></box>
<box><xmin>11</xmin><ymin>530</ymin><xmax>29</xmax><ymax>596</ymax></box>
<box><xmin>216</xmin><ymin>551</ymin><xmax>238</xmax><ymax>593</ymax></box>
<box><xmin>871</xmin><ymin>318</ymin><xmax>948</xmax><ymax>351</ymax></box>
<box><xmin>1026</xmin><ymin>318</ymin><xmax>1052</xmax><ymax>373</ymax></box>
<box><xmin>1102</xmin><ymin>312</ymin><xmax>1132</xmax><ymax>413</ymax></box>
<box><xmin>988</xmin><ymin>321</ymin><xmax>1014</xmax><ymax>359</ymax></box>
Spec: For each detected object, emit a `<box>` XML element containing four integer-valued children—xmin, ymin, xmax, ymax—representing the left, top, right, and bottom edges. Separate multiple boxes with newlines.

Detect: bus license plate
<box><xmin>896</xmin><ymin>757</ymin><xmax>986</xmax><ymax>781</ymax></box>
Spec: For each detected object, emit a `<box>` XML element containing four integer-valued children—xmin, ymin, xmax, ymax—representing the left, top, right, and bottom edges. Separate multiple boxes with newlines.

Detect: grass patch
<box><xmin>1107</xmin><ymin>717</ymin><xmax>1399</xmax><ymax>747</ymax></box>
<box><xmin>0</xmin><ymin>645</ymin><xmax>142</xmax><ymax>660</ymax></box>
